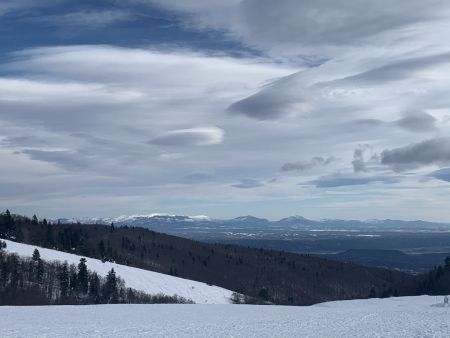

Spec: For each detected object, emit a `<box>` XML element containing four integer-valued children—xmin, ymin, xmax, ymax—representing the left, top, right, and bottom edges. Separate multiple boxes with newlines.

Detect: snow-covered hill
<box><xmin>1</xmin><ymin>296</ymin><xmax>449</xmax><ymax>337</ymax></box>
<box><xmin>3</xmin><ymin>240</ymin><xmax>234</xmax><ymax>304</ymax></box>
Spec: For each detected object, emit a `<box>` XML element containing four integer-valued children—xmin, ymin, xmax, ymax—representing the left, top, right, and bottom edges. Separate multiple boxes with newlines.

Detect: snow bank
<box><xmin>1</xmin><ymin>296</ymin><xmax>449</xmax><ymax>337</ymax></box>
<box><xmin>3</xmin><ymin>240</ymin><xmax>233</xmax><ymax>304</ymax></box>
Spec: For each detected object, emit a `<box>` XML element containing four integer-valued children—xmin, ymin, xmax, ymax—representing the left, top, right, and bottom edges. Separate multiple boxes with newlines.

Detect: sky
<box><xmin>1</xmin><ymin>0</ymin><xmax>450</xmax><ymax>221</ymax></box>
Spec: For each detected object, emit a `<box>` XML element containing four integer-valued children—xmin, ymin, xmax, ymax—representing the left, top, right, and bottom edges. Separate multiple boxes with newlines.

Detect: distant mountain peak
<box><xmin>231</xmin><ymin>215</ymin><xmax>269</xmax><ymax>223</ymax></box>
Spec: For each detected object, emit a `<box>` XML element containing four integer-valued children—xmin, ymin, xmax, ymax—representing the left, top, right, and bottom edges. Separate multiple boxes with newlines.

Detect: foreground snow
<box><xmin>3</xmin><ymin>240</ymin><xmax>233</xmax><ymax>304</ymax></box>
<box><xmin>1</xmin><ymin>296</ymin><xmax>449</xmax><ymax>337</ymax></box>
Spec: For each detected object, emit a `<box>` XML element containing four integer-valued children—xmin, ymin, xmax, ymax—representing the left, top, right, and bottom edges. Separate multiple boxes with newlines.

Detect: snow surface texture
<box><xmin>1</xmin><ymin>296</ymin><xmax>449</xmax><ymax>337</ymax></box>
<box><xmin>3</xmin><ymin>240</ymin><xmax>233</xmax><ymax>304</ymax></box>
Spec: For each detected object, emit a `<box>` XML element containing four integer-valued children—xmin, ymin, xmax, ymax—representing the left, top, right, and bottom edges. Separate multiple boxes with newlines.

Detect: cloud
<box><xmin>352</xmin><ymin>148</ymin><xmax>367</xmax><ymax>173</ymax></box>
<box><xmin>394</xmin><ymin>111</ymin><xmax>437</xmax><ymax>132</ymax></box>
<box><xmin>0</xmin><ymin>0</ymin><xmax>62</xmax><ymax>17</ymax></box>
<box><xmin>4</xmin><ymin>3</ymin><xmax>450</xmax><ymax>219</ymax></box>
<box><xmin>35</xmin><ymin>10</ymin><xmax>133</xmax><ymax>29</ymax></box>
<box><xmin>146</xmin><ymin>0</ymin><xmax>447</xmax><ymax>56</ymax></box>
<box><xmin>149</xmin><ymin>127</ymin><xmax>224</xmax><ymax>146</ymax></box>
<box><xmin>351</xmin><ymin>145</ymin><xmax>380</xmax><ymax>173</ymax></box>
<box><xmin>232</xmin><ymin>179</ymin><xmax>264</xmax><ymax>189</ymax></box>
<box><xmin>381</xmin><ymin>138</ymin><xmax>450</xmax><ymax>171</ymax></box>
<box><xmin>281</xmin><ymin>156</ymin><xmax>334</xmax><ymax>172</ymax></box>
<box><xmin>308</xmin><ymin>173</ymin><xmax>399</xmax><ymax>188</ymax></box>
<box><xmin>20</xmin><ymin>149</ymin><xmax>89</xmax><ymax>171</ymax></box>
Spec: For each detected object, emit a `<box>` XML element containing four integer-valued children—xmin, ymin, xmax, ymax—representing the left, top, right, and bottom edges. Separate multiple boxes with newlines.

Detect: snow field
<box><xmin>1</xmin><ymin>296</ymin><xmax>449</xmax><ymax>337</ymax></box>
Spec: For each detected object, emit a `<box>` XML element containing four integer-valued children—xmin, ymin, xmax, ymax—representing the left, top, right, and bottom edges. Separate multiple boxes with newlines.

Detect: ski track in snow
<box><xmin>1</xmin><ymin>296</ymin><xmax>449</xmax><ymax>337</ymax></box>
<box><xmin>3</xmin><ymin>240</ymin><xmax>233</xmax><ymax>304</ymax></box>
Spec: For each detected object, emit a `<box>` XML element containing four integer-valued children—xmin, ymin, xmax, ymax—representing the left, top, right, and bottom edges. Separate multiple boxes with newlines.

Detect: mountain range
<box><xmin>56</xmin><ymin>214</ymin><xmax>450</xmax><ymax>236</ymax></box>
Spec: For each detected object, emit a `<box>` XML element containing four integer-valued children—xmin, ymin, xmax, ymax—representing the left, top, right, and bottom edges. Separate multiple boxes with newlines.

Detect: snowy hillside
<box><xmin>1</xmin><ymin>296</ymin><xmax>449</xmax><ymax>337</ymax></box>
<box><xmin>3</xmin><ymin>240</ymin><xmax>234</xmax><ymax>304</ymax></box>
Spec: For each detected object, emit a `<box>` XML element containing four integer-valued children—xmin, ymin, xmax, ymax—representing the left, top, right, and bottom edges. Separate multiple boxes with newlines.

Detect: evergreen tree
<box><xmin>46</xmin><ymin>224</ymin><xmax>54</xmax><ymax>246</ymax></box>
<box><xmin>31</xmin><ymin>215</ymin><xmax>38</xmax><ymax>225</ymax></box>
<box><xmin>77</xmin><ymin>258</ymin><xmax>89</xmax><ymax>295</ymax></box>
<box><xmin>32</xmin><ymin>249</ymin><xmax>41</xmax><ymax>261</ymax></box>
<box><xmin>98</xmin><ymin>240</ymin><xmax>106</xmax><ymax>257</ymax></box>
<box><xmin>103</xmin><ymin>268</ymin><xmax>118</xmax><ymax>303</ymax></box>
<box><xmin>1</xmin><ymin>209</ymin><xmax>15</xmax><ymax>237</ymax></box>
<box><xmin>69</xmin><ymin>265</ymin><xmax>78</xmax><ymax>294</ymax></box>
<box><xmin>36</xmin><ymin>258</ymin><xmax>44</xmax><ymax>283</ymax></box>
<box><xmin>32</xmin><ymin>249</ymin><xmax>44</xmax><ymax>283</ymax></box>
<box><xmin>88</xmin><ymin>272</ymin><xmax>101</xmax><ymax>303</ymax></box>
<box><xmin>58</xmin><ymin>262</ymin><xmax>69</xmax><ymax>297</ymax></box>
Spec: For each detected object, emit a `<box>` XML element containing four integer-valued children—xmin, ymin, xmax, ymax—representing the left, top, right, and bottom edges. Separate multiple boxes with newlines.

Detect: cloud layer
<box><xmin>2</xmin><ymin>1</ymin><xmax>450</xmax><ymax>220</ymax></box>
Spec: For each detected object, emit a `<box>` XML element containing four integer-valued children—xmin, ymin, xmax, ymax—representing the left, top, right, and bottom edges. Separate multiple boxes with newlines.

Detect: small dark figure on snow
<box><xmin>444</xmin><ymin>295</ymin><xmax>449</xmax><ymax>306</ymax></box>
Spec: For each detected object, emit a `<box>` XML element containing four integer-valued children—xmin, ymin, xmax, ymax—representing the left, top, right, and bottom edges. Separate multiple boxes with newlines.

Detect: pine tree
<box><xmin>69</xmin><ymin>265</ymin><xmax>78</xmax><ymax>294</ymax></box>
<box><xmin>77</xmin><ymin>258</ymin><xmax>89</xmax><ymax>295</ymax></box>
<box><xmin>36</xmin><ymin>258</ymin><xmax>44</xmax><ymax>284</ymax></box>
<box><xmin>58</xmin><ymin>262</ymin><xmax>69</xmax><ymax>297</ymax></box>
<box><xmin>88</xmin><ymin>272</ymin><xmax>101</xmax><ymax>303</ymax></box>
<box><xmin>103</xmin><ymin>268</ymin><xmax>118</xmax><ymax>303</ymax></box>
<box><xmin>32</xmin><ymin>249</ymin><xmax>44</xmax><ymax>283</ymax></box>
<box><xmin>98</xmin><ymin>240</ymin><xmax>106</xmax><ymax>258</ymax></box>
<box><xmin>31</xmin><ymin>215</ymin><xmax>38</xmax><ymax>225</ymax></box>
<box><xmin>32</xmin><ymin>249</ymin><xmax>41</xmax><ymax>261</ymax></box>
<box><xmin>46</xmin><ymin>224</ymin><xmax>54</xmax><ymax>246</ymax></box>
<box><xmin>1</xmin><ymin>209</ymin><xmax>15</xmax><ymax>237</ymax></box>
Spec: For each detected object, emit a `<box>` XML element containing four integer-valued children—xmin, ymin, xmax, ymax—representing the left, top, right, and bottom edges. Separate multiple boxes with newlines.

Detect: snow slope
<box><xmin>1</xmin><ymin>296</ymin><xmax>449</xmax><ymax>337</ymax></box>
<box><xmin>3</xmin><ymin>240</ymin><xmax>234</xmax><ymax>304</ymax></box>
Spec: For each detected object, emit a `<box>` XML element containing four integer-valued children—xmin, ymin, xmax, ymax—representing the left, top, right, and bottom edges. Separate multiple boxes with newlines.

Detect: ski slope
<box><xmin>3</xmin><ymin>240</ymin><xmax>234</xmax><ymax>304</ymax></box>
<box><xmin>1</xmin><ymin>296</ymin><xmax>449</xmax><ymax>337</ymax></box>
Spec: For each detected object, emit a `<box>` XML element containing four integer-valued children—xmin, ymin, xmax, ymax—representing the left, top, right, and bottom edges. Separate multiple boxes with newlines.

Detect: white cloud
<box><xmin>35</xmin><ymin>10</ymin><xmax>133</xmax><ymax>29</ymax></box>
<box><xmin>150</xmin><ymin>127</ymin><xmax>224</xmax><ymax>146</ymax></box>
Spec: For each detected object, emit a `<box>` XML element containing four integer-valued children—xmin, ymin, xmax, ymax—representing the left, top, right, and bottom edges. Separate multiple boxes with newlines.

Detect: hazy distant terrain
<box><xmin>70</xmin><ymin>214</ymin><xmax>450</xmax><ymax>272</ymax></box>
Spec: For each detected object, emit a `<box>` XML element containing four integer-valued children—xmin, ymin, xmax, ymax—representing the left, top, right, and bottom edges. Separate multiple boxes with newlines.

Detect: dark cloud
<box><xmin>232</xmin><ymin>179</ymin><xmax>264</xmax><ymax>189</ymax></box>
<box><xmin>149</xmin><ymin>127</ymin><xmax>224</xmax><ymax>146</ymax></box>
<box><xmin>394</xmin><ymin>111</ymin><xmax>436</xmax><ymax>132</ymax></box>
<box><xmin>352</xmin><ymin>148</ymin><xmax>367</xmax><ymax>173</ymax></box>
<box><xmin>20</xmin><ymin>149</ymin><xmax>90</xmax><ymax>171</ymax></box>
<box><xmin>227</xmin><ymin>89</ymin><xmax>296</xmax><ymax>120</ymax></box>
<box><xmin>381</xmin><ymin>138</ymin><xmax>450</xmax><ymax>171</ymax></box>
<box><xmin>0</xmin><ymin>136</ymin><xmax>52</xmax><ymax>148</ymax></box>
<box><xmin>308</xmin><ymin>173</ymin><xmax>399</xmax><ymax>188</ymax></box>
<box><xmin>281</xmin><ymin>156</ymin><xmax>334</xmax><ymax>172</ymax></box>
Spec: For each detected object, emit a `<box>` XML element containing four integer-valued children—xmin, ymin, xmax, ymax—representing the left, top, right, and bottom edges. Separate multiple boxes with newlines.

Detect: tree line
<box><xmin>0</xmin><ymin>240</ymin><xmax>192</xmax><ymax>305</ymax></box>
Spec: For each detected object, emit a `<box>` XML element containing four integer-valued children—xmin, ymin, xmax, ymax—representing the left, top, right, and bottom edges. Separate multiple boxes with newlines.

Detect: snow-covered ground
<box><xmin>1</xmin><ymin>296</ymin><xmax>449</xmax><ymax>337</ymax></box>
<box><xmin>3</xmin><ymin>240</ymin><xmax>234</xmax><ymax>304</ymax></box>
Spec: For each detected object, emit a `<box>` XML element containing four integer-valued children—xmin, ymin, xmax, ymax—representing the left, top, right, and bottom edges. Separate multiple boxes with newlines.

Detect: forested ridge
<box><xmin>0</xmin><ymin>210</ymin><xmax>431</xmax><ymax>305</ymax></box>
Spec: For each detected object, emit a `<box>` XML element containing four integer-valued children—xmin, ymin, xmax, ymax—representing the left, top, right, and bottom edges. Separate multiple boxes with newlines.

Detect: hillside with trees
<box><xmin>0</xmin><ymin>240</ymin><xmax>191</xmax><ymax>305</ymax></box>
<box><xmin>0</xmin><ymin>210</ymin><xmax>421</xmax><ymax>305</ymax></box>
